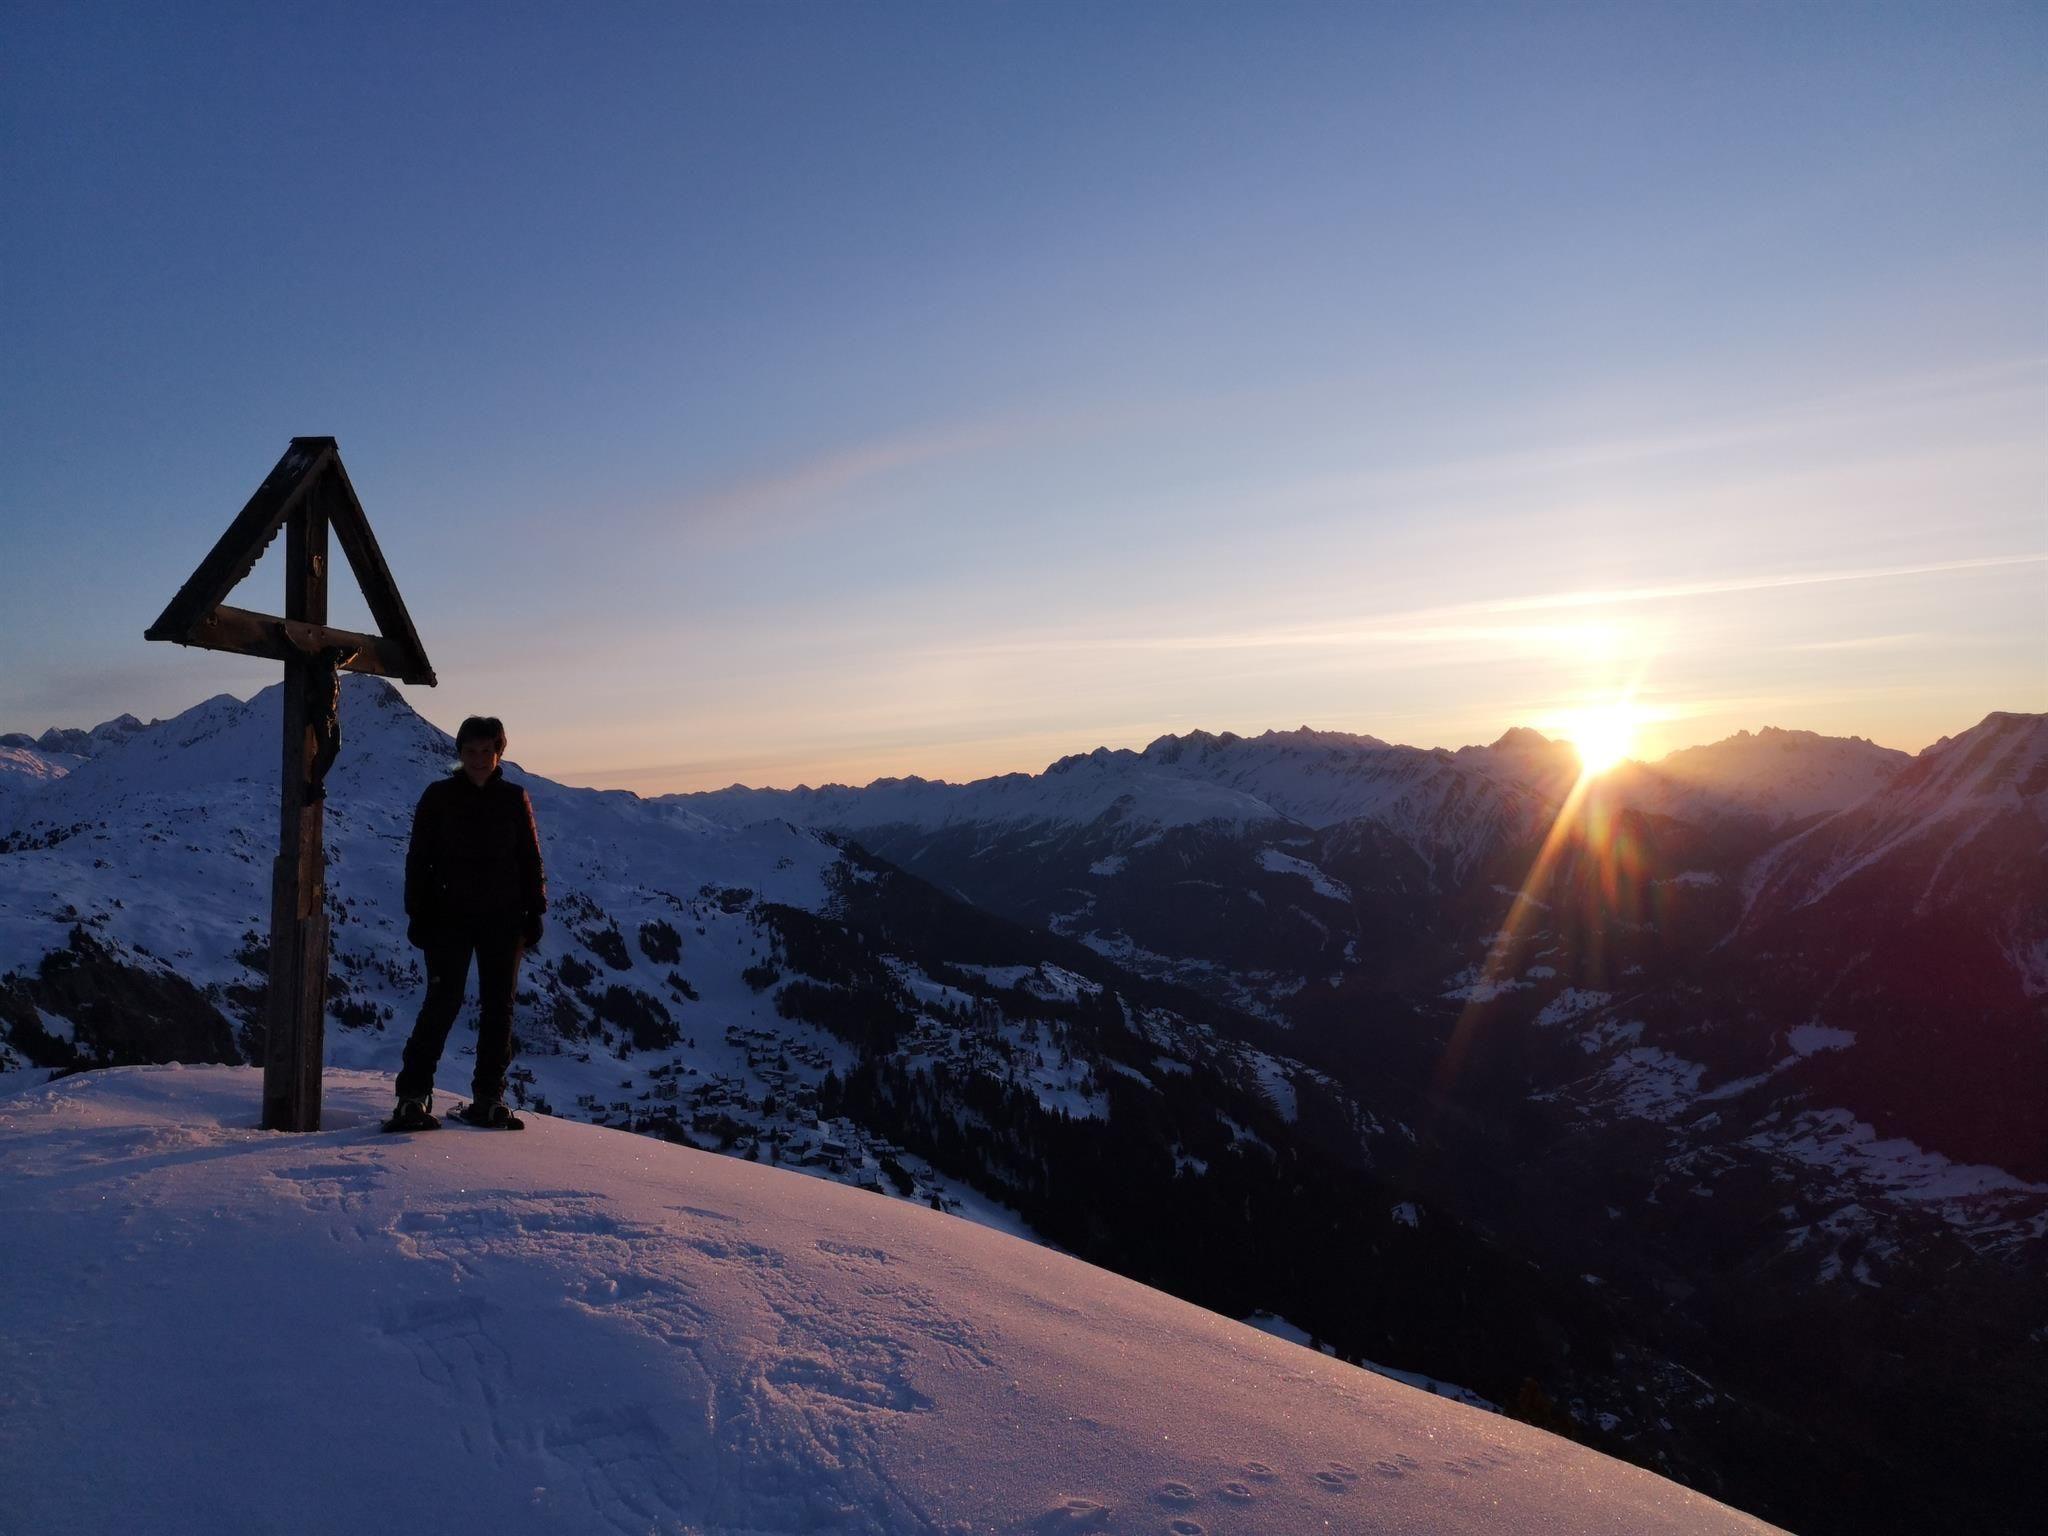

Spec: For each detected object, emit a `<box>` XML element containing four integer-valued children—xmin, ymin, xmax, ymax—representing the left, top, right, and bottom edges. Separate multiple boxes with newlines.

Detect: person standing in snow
<box><xmin>387</xmin><ymin>715</ymin><xmax>546</xmax><ymax>1131</ymax></box>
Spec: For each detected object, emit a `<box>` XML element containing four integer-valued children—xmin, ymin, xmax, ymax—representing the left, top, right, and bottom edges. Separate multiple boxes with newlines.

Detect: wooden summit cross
<box><xmin>146</xmin><ymin>438</ymin><xmax>435</xmax><ymax>1131</ymax></box>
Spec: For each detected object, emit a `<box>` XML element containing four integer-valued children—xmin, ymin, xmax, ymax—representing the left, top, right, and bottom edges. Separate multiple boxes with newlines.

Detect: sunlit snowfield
<box><xmin>0</xmin><ymin>1066</ymin><xmax>1781</xmax><ymax>1535</ymax></box>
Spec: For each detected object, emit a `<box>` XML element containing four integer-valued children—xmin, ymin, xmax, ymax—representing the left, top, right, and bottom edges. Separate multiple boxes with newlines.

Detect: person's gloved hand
<box><xmin>406</xmin><ymin>917</ymin><xmax>428</xmax><ymax>950</ymax></box>
<box><xmin>522</xmin><ymin>913</ymin><xmax>544</xmax><ymax>950</ymax></box>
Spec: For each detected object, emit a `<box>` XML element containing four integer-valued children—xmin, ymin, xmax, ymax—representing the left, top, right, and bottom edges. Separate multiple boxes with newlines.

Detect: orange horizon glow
<box><xmin>1550</xmin><ymin>698</ymin><xmax>1649</xmax><ymax>779</ymax></box>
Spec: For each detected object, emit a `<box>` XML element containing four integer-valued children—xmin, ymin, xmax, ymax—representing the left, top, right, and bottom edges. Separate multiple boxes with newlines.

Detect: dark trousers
<box><xmin>396</xmin><ymin>921</ymin><xmax>523</xmax><ymax>1104</ymax></box>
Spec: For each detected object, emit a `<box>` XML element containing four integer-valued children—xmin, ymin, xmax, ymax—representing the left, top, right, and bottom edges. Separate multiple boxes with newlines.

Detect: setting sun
<box><xmin>1559</xmin><ymin>701</ymin><xmax>1641</xmax><ymax>776</ymax></box>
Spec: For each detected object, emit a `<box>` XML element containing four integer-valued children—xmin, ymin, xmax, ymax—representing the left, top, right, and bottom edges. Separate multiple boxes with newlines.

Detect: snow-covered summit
<box><xmin>0</xmin><ymin>742</ymin><xmax>80</xmax><ymax>826</ymax></box>
<box><xmin>1606</xmin><ymin>726</ymin><xmax>1909</xmax><ymax>827</ymax></box>
<box><xmin>1875</xmin><ymin>709</ymin><xmax>2047</xmax><ymax>820</ymax></box>
<box><xmin>1741</xmin><ymin>710</ymin><xmax>2047</xmax><ymax>919</ymax></box>
<box><xmin>10</xmin><ymin>679</ymin><xmax>450</xmax><ymax>825</ymax></box>
<box><xmin>0</xmin><ymin>1064</ymin><xmax>1780</xmax><ymax>1536</ymax></box>
<box><xmin>0</xmin><ymin>712</ymin><xmax>148</xmax><ymax>825</ymax></box>
<box><xmin>679</xmin><ymin>754</ymin><xmax>1282</xmax><ymax>840</ymax></box>
<box><xmin>675</xmin><ymin>726</ymin><xmax>1586</xmax><ymax>879</ymax></box>
<box><xmin>1139</xmin><ymin>725</ymin><xmax>1394</xmax><ymax>764</ymax></box>
<box><xmin>0</xmin><ymin>710</ymin><xmax>150</xmax><ymax>759</ymax></box>
<box><xmin>1484</xmin><ymin>726</ymin><xmax>1556</xmax><ymax>755</ymax></box>
<box><xmin>674</xmin><ymin>717</ymin><xmax>1925</xmax><ymax>887</ymax></box>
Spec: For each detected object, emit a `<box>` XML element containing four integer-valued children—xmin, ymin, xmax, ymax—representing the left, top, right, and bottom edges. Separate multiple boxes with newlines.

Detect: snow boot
<box><xmin>454</xmin><ymin>1099</ymin><xmax>524</xmax><ymax>1131</ymax></box>
<box><xmin>382</xmin><ymin>1094</ymin><xmax>440</xmax><ymax>1133</ymax></box>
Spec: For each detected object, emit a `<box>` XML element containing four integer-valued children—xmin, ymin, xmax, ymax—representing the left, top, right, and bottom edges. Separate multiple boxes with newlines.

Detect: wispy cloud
<box><xmin>924</xmin><ymin>553</ymin><xmax>2045</xmax><ymax>660</ymax></box>
<box><xmin>1786</xmin><ymin>632</ymin><xmax>1942</xmax><ymax>653</ymax></box>
<box><xmin>1445</xmin><ymin>552</ymin><xmax>2048</xmax><ymax>618</ymax></box>
<box><xmin>626</xmin><ymin>354</ymin><xmax>2048</xmax><ymax>550</ymax></box>
<box><xmin>649</xmin><ymin>391</ymin><xmax>1154</xmax><ymax>541</ymax></box>
<box><xmin>670</xmin><ymin>419</ymin><xmax>1018</xmax><ymax>534</ymax></box>
<box><xmin>1277</xmin><ymin>355</ymin><xmax>2048</xmax><ymax>509</ymax></box>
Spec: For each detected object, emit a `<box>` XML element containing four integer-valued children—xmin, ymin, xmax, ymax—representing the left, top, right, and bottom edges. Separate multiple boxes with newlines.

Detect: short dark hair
<box><xmin>456</xmin><ymin>715</ymin><xmax>506</xmax><ymax>754</ymax></box>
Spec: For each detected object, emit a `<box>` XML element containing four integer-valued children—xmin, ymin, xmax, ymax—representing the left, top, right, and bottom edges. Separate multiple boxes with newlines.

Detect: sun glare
<box><xmin>1561</xmin><ymin>701</ymin><xmax>1640</xmax><ymax>777</ymax></box>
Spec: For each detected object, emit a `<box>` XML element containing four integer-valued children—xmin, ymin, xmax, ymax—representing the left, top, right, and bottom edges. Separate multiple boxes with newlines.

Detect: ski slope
<box><xmin>0</xmin><ymin>1065</ymin><xmax>1778</xmax><ymax>1536</ymax></box>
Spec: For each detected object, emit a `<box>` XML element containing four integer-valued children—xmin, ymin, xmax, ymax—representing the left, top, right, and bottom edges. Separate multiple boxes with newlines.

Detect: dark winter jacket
<box><xmin>404</xmin><ymin>768</ymin><xmax>547</xmax><ymax>931</ymax></box>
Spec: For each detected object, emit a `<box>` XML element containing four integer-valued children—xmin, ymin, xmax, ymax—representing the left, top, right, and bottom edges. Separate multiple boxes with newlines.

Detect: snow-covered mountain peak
<box><xmin>5</xmin><ymin>676</ymin><xmax>455</xmax><ymax>830</ymax></box>
<box><xmin>679</xmin><ymin>724</ymin><xmax>1585</xmax><ymax>877</ymax></box>
<box><xmin>1045</xmin><ymin>743</ymin><xmax>1142</xmax><ymax>774</ymax></box>
<box><xmin>0</xmin><ymin>744</ymin><xmax>77</xmax><ymax>827</ymax></box>
<box><xmin>0</xmin><ymin>710</ymin><xmax>152</xmax><ymax>759</ymax></box>
<box><xmin>672</xmin><ymin>717</ymin><xmax>1956</xmax><ymax>873</ymax></box>
<box><xmin>0</xmin><ymin>710</ymin><xmax>163</xmax><ymax>824</ymax></box>
<box><xmin>1607</xmin><ymin>725</ymin><xmax>1910</xmax><ymax>827</ymax></box>
<box><xmin>1259</xmin><ymin>724</ymin><xmax>1392</xmax><ymax>750</ymax></box>
<box><xmin>1142</xmin><ymin>726</ymin><xmax>1403</xmax><ymax>766</ymax></box>
<box><xmin>1455</xmin><ymin>727</ymin><xmax>1581</xmax><ymax>794</ymax></box>
<box><xmin>681</xmin><ymin>753</ymin><xmax>1279</xmax><ymax>839</ymax></box>
<box><xmin>1737</xmin><ymin>709</ymin><xmax>2045</xmax><ymax>935</ymax></box>
<box><xmin>1882</xmin><ymin>708</ymin><xmax>2046</xmax><ymax>816</ymax></box>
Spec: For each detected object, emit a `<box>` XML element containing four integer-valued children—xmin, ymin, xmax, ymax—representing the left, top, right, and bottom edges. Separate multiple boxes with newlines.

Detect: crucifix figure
<box><xmin>301</xmin><ymin>641</ymin><xmax>358</xmax><ymax>804</ymax></box>
<box><xmin>146</xmin><ymin>439</ymin><xmax>436</xmax><ymax>1131</ymax></box>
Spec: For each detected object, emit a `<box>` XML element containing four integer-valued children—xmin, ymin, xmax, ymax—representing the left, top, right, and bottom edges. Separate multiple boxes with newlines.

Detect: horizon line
<box><xmin>550</xmin><ymin>708</ymin><xmax>2034</xmax><ymax>799</ymax></box>
<box><xmin>9</xmin><ymin>677</ymin><xmax>2037</xmax><ymax>801</ymax></box>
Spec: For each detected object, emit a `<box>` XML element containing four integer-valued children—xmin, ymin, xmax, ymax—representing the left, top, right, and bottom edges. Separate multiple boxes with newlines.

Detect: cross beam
<box><xmin>145</xmin><ymin>440</ymin><xmax>436</xmax><ymax>1131</ymax></box>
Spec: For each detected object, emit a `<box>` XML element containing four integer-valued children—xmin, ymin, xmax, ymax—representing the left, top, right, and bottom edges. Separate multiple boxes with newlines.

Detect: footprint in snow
<box><xmin>816</xmin><ymin>1238</ymin><xmax>893</xmax><ymax>1264</ymax></box>
<box><xmin>1164</xmin><ymin>1522</ymin><xmax>1205</xmax><ymax>1536</ymax></box>
<box><xmin>1153</xmin><ymin>1480</ymin><xmax>1198</xmax><ymax>1505</ymax></box>
<box><xmin>670</xmin><ymin>1203</ymin><xmax>738</xmax><ymax>1225</ymax></box>
<box><xmin>1239</xmin><ymin>1460</ymin><xmax>1279</xmax><ymax>1482</ymax></box>
<box><xmin>271</xmin><ymin>1161</ymin><xmax>369</xmax><ymax>1183</ymax></box>
<box><xmin>1215</xmin><ymin>1481</ymin><xmax>1255</xmax><ymax>1502</ymax></box>
<box><xmin>1033</xmin><ymin>1496</ymin><xmax>1111</xmax><ymax>1532</ymax></box>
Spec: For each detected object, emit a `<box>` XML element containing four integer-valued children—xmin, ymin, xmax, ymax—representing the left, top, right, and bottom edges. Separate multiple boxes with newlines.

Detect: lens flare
<box><xmin>1559</xmin><ymin>701</ymin><xmax>1640</xmax><ymax>776</ymax></box>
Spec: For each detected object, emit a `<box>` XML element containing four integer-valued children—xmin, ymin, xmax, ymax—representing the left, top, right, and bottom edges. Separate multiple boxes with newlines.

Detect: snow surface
<box><xmin>1737</xmin><ymin>710</ymin><xmax>2048</xmax><ymax>921</ymax></box>
<box><xmin>1743</xmin><ymin>1107</ymin><xmax>2048</xmax><ymax>1229</ymax></box>
<box><xmin>1785</xmin><ymin>1023</ymin><xmax>1856</xmax><ymax>1057</ymax></box>
<box><xmin>1254</xmin><ymin>848</ymin><xmax>1352</xmax><ymax>903</ymax></box>
<box><xmin>1605</xmin><ymin>728</ymin><xmax>1907</xmax><ymax>827</ymax></box>
<box><xmin>1534</xmin><ymin>1000</ymin><xmax>2048</xmax><ymax>1250</ymax></box>
<box><xmin>1240</xmin><ymin>1312</ymin><xmax>1500</xmax><ymax>1414</ymax></box>
<box><xmin>0</xmin><ymin>741</ymin><xmax>80</xmax><ymax>828</ymax></box>
<box><xmin>1243</xmin><ymin>1049</ymin><xmax>1300</xmax><ymax>1123</ymax></box>
<box><xmin>0</xmin><ymin>1066</ymin><xmax>1778</xmax><ymax>1536</ymax></box>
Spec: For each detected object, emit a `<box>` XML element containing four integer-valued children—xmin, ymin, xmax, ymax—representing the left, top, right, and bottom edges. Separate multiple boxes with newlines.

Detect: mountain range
<box><xmin>2</xmin><ymin>682</ymin><xmax>2042</xmax><ymax>1534</ymax></box>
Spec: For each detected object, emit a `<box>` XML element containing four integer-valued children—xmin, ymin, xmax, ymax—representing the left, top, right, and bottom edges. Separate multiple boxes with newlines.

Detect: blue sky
<box><xmin>4</xmin><ymin>1</ymin><xmax>2042</xmax><ymax>789</ymax></box>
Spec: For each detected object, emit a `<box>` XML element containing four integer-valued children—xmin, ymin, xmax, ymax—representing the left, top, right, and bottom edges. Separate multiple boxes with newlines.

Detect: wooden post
<box><xmin>261</xmin><ymin>489</ymin><xmax>330</xmax><ymax>1132</ymax></box>
<box><xmin>146</xmin><ymin>438</ymin><xmax>436</xmax><ymax>1131</ymax></box>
